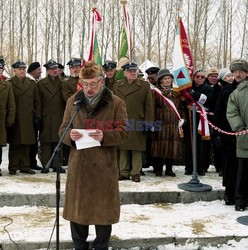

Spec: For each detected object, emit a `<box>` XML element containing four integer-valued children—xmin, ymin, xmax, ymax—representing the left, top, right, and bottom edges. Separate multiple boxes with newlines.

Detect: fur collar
<box><xmin>74</xmin><ymin>87</ymin><xmax>113</xmax><ymax>117</ymax></box>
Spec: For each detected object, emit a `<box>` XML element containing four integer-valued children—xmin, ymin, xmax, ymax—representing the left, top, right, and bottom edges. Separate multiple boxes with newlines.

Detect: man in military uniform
<box><xmin>58</xmin><ymin>63</ymin><xmax>67</xmax><ymax>80</ymax></box>
<box><xmin>62</xmin><ymin>58</ymin><xmax>81</xmax><ymax>102</ymax></box>
<box><xmin>27</xmin><ymin>62</ymin><xmax>43</xmax><ymax>171</ymax></box>
<box><xmin>8</xmin><ymin>60</ymin><xmax>41</xmax><ymax>175</ymax></box>
<box><xmin>0</xmin><ymin>56</ymin><xmax>7</xmax><ymax>80</ymax></box>
<box><xmin>37</xmin><ymin>60</ymin><xmax>66</xmax><ymax>173</ymax></box>
<box><xmin>113</xmin><ymin>63</ymin><xmax>154</xmax><ymax>182</ymax></box>
<box><xmin>102</xmin><ymin>60</ymin><xmax>117</xmax><ymax>91</ymax></box>
<box><xmin>27</xmin><ymin>62</ymin><xmax>42</xmax><ymax>81</ymax></box>
<box><xmin>145</xmin><ymin>66</ymin><xmax>160</xmax><ymax>86</ymax></box>
<box><xmin>61</xmin><ymin>58</ymin><xmax>81</xmax><ymax>166</ymax></box>
<box><xmin>0</xmin><ymin>59</ymin><xmax>15</xmax><ymax>176</ymax></box>
<box><xmin>142</xmin><ymin>67</ymin><xmax>160</xmax><ymax>171</ymax></box>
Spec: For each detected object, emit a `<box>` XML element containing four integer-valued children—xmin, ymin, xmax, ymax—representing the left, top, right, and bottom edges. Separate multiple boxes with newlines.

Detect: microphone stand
<box><xmin>41</xmin><ymin>104</ymin><xmax>81</xmax><ymax>250</ymax></box>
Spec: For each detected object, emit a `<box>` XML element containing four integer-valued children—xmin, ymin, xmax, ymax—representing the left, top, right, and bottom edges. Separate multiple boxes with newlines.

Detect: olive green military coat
<box><xmin>104</xmin><ymin>77</ymin><xmax>117</xmax><ymax>91</ymax></box>
<box><xmin>0</xmin><ymin>80</ymin><xmax>15</xmax><ymax>145</ymax></box>
<box><xmin>61</xmin><ymin>76</ymin><xmax>79</xmax><ymax>102</ymax></box>
<box><xmin>59</xmin><ymin>87</ymin><xmax>129</xmax><ymax>225</ymax></box>
<box><xmin>37</xmin><ymin>75</ymin><xmax>65</xmax><ymax>143</ymax></box>
<box><xmin>113</xmin><ymin>78</ymin><xmax>154</xmax><ymax>151</ymax></box>
<box><xmin>7</xmin><ymin>76</ymin><xmax>40</xmax><ymax>144</ymax></box>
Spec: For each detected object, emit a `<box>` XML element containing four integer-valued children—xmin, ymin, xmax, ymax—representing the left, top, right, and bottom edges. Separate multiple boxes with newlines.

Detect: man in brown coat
<box><xmin>8</xmin><ymin>60</ymin><xmax>40</xmax><ymax>175</ymax></box>
<box><xmin>59</xmin><ymin>61</ymin><xmax>129</xmax><ymax>249</ymax></box>
<box><xmin>0</xmin><ymin>59</ymin><xmax>15</xmax><ymax>176</ymax></box>
<box><xmin>113</xmin><ymin>63</ymin><xmax>154</xmax><ymax>182</ymax></box>
<box><xmin>37</xmin><ymin>60</ymin><xmax>66</xmax><ymax>173</ymax></box>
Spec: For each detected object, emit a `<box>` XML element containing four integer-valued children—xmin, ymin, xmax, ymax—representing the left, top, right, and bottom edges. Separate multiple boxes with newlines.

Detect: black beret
<box><xmin>67</xmin><ymin>58</ymin><xmax>81</xmax><ymax>68</ymax></box>
<box><xmin>27</xmin><ymin>62</ymin><xmax>41</xmax><ymax>73</ymax></box>
<box><xmin>12</xmin><ymin>60</ymin><xmax>26</xmax><ymax>69</ymax></box>
<box><xmin>145</xmin><ymin>67</ymin><xmax>160</xmax><ymax>75</ymax></box>
<box><xmin>122</xmin><ymin>62</ymin><xmax>138</xmax><ymax>71</ymax></box>
<box><xmin>102</xmin><ymin>60</ymin><xmax>117</xmax><ymax>70</ymax></box>
<box><xmin>43</xmin><ymin>59</ymin><xmax>58</xmax><ymax>69</ymax></box>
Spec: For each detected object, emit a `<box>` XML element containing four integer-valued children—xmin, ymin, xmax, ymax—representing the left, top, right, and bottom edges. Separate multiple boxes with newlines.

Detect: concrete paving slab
<box><xmin>0</xmin><ymin>201</ymin><xmax>247</xmax><ymax>250</ymax></box>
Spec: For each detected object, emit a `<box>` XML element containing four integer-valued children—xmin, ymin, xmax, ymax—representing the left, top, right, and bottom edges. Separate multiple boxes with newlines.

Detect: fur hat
<box><xmin>218</xmin><ymin>67</ymin><xmax>231</xmax><ymax>80</ymax></box>
<box><xmin>230</xmin><ymin>59</ymin><xmax>248</xmax><ymax>73</ymax></box>
<box><xmin>157</xmin><ymin>68</ymin><xmax>174</xmax><ymax>82</ymax></box>
<box><xmin>80</xmin><ymin>61</ymin><xmax>104</xmax><ymax>79</ymax></box>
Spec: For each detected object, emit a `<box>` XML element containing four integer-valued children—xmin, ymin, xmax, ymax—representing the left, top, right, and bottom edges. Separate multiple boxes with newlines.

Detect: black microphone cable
<box><xmin>0</xmin><ymin>216</ymin><xmax>19</xmax><ymax>250</ymax></box>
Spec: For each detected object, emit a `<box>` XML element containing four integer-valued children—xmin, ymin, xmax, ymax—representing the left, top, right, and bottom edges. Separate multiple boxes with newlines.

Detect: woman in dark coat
<box><xmin>214</xmin><ymin>68</ymin><xmax>237</xmax><ymax>205</ymax></box>
<box><xmin>151</xmin><ymin>68</ymin><xmax>183</xmax><ymax>177</ymax></box>
<box><xmin>185</xmin><ymin>69</ymin><xmax>214</xmax><ymax>175</ymax></box>
<box><xmin>59</xmin><ymin>61</ymin><xmax>129</xmax><ymax>249</ymax></box>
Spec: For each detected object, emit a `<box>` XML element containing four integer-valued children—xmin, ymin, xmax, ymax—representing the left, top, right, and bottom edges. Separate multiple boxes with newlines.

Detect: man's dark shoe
<box><xmin>9</xmin><ymin>170</ymin><xmax>17</xmax><ymax>175</ymax></box>
<box><xmin>165</xmin><ymin>170</ymin><xmax>176</xmax><ymax>177</ymax></box>
<box><xmin>140</xmin><ymin>170</ymin><xmax>146</xmax><ymax>176</ymax></box>
<box><xmin>235</xmin><ymin>200</ymin><xmax>247</xmax><ymax>211</ymax></box>
<box><xmin>131</xmin><ymin>175</ymin><xmax>140</xmax><ymax>182</ymax></box>
<box><xmin>184</xmin><ymin>170</ymin><xmax>192</xmax><ymax>175</ymax></box>
<box><xmin>41</xmin><ymin>168</ymin><xmax>49</xmax><ymax>173</ymax></box>
<box><xmin>53</xmin><ymin>167</ymin><xmax>66</xmax><ymax>173</ymax></box>
<box><xmin>119</xmin><ymin>175</ymin><xmax>130</xmax><ymax>181</ymax></box>
<box><xmin>0</xmin><ymin>169</ymin><xmax>2</xmax><ymax>176</ymax></box>
<box><xmin>31</xmin><ymin>165</ymin><xmax>42</xmax><ymax>170</ymax></box>
<box><xmin>20</xmin><ymin>169</ymin><xmax>36</xmax><ymax>174</ymax></box>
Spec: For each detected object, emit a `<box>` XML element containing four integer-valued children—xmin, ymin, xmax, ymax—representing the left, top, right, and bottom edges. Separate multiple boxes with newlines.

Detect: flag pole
<box><xmin>144</xmin><ymin>0</ymin><xmax>147</xmax><ymax>74</ymax></box>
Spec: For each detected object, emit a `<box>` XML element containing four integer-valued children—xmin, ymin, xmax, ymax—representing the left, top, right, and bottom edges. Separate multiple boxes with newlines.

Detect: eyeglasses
<box><xmin>82</xmin><ymin>78</ymin><xmax>102</xmax><ymax>89</ymax></box>
<box><xmin>195</xmin><ymin>75</ymin><xmax>206</xmax><ymax>79</ymax></box>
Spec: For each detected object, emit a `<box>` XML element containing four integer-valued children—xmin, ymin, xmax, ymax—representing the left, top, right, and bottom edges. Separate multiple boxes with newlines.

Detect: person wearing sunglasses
<box><xmin>184</xmin><ymin>69</ymin><xmax>214</xmax><ymax>176</ymax></box>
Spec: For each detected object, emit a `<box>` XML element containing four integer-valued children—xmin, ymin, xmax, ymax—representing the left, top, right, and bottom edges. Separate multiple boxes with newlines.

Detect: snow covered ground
<box><xmin>1</xmin><ymin>146</ymin><xmax>248</xmax><ymax>249</ymax></box>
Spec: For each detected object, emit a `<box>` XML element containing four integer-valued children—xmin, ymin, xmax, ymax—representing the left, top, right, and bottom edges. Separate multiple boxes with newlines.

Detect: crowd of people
<box><xmin>0</xmin><ymin>55</ymin><xmax>248</xmax><ymax>249</ymax></box>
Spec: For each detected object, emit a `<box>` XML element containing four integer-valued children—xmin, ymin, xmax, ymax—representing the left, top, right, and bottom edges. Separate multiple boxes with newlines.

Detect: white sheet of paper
<box><xmin>74</xmin><ymin>129</ymin><xmax>101</xmax><ymax>150</ymax></box>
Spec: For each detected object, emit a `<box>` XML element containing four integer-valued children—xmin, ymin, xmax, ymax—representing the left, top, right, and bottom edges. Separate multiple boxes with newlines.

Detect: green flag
<box><xmin>119</xmin><ymin>27</ymin><xmax>128</xmax><ymax>60</ymax></box>
<box><xmin>93</xmin><ymin>34</ymin><xmax>102</xmax><ymax>66</ymax></box>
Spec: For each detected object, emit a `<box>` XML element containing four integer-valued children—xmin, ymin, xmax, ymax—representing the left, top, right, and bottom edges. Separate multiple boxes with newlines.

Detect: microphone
<box><xmin>73</xmin><ymin>98</ymin><xmax>83</xmax><ymax>106</ymax></box>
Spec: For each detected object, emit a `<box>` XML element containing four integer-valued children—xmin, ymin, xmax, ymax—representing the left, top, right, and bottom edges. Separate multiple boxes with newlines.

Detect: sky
<box><xmin>1</xmin><ymin>146</ymin><xmax>248</xmax><ymax>249</ymax></box>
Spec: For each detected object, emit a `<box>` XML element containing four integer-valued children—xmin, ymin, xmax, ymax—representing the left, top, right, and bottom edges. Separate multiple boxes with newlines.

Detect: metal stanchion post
<box><xmin>178</xmin><ymin>103</ymin><xmax>212</xmax><ymax>192</ymax></box>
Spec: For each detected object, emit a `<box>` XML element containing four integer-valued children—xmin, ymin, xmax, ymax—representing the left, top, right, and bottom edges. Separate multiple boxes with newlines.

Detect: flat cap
<box><xmin>145</xmin><ymin>67</ymin><xmax>160</xmax><ymax>75</ymax></box>
<box><xmin>12</xmin><ymin>60</ymin><xmax>26</xmax><ymax>69</ymax></box>
<box><xmin>67</xmin><ymin>58</ymin><xmax>81</xmax><ymax>68</ymax></box>
<box><xmin>43</xmin><ymin>59</ymin><xmax>58</xmax><ymax>69</ymax></box>
<box><xmin>122</xmin><ymin>62</ymin><xmax>138</xmax><ymax>71</ymax></box>
<box><xmin>27</xmin><ymin>62</ymin><xmax>41</xmax><ymax>73</ymax></box>
<box><xmin>102</xmin><ymin>60</ymin><xmax>117</xmax><ymax>71</ymax></box>
<box><xmin>230</xmin><ymin>59</ymin><xmax>248</xmax><ymax>73</ymax></box>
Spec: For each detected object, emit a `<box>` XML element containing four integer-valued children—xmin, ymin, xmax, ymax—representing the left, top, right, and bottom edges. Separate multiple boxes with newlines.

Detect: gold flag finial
<box><xmin>92</xmin><ymin>0</ymin><xmax>98</xmax><ymax>8</ymax></box>
<box><xmin>120</xmin><ymin>0</ymin><xmax>127</xmax><ymax>5</ymax></box>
